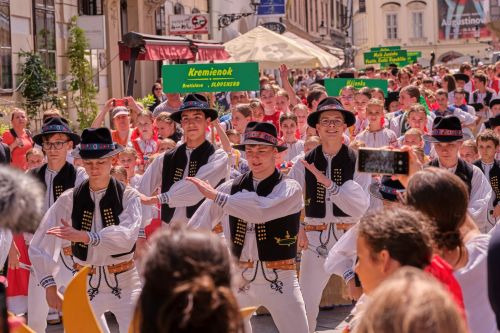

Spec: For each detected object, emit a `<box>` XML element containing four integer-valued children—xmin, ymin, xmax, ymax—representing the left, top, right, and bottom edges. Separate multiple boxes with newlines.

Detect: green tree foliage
<box><xmin>67</xmin><ymin>16</ymin><xmax>98</xmax><ymax>129</ymax></box>
<box><xmin>17</xmin><ymin>51</ymin><xmax>57</xmax><ymax>119</ymax></box>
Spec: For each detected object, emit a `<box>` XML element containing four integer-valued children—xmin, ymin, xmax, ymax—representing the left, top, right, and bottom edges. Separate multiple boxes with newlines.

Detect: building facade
<box><xmin>0</xmin><ymin>0</ymin><xmax>209</xmax><ymax>126</ymax></box>
<box><xmin>352</xmin><ymin>0</ymin><xmax>493</xmax><ymax>68</ymax></box>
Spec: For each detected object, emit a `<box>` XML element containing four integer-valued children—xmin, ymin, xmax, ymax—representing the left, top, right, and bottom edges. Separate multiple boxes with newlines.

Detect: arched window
<box><xmin>174</xmin><ymin>2</ymin><xmax>185</xmax><ymax>15</ymax></box>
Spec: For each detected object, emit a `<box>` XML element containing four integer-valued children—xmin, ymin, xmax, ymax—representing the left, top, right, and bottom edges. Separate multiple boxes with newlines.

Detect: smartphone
<box><xmin>0</xmin><ymin>281</ymin><xmax>8</xmax><ymax>333</ymax></box>
<box><xmin>112</xmin><ymin>99</ymin><xmax>128</xmax><ymax>107</ymax></box>
<box><xmin>357</xmin><ymin>148</ymin><xmax>409</xmax><ymax>175</ymax></box>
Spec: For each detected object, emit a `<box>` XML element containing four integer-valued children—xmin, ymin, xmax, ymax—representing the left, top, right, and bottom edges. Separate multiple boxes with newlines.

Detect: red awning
<box><xmin>118</xmin><ymin>32</ymin><xmax>229</xmax><ymax>62</ymax></box>
<box><xmin>195</xmin><ymin>42</ymin><xmax>230</xmax><ymax>61</ymax></box>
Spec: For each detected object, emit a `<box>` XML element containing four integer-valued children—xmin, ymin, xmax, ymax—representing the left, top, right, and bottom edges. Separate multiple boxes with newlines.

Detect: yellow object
<box><xmin>62</xmin><ymin>266</ymin><xmax>103</xmax><ymax>333</ymax></box>
<box><xmin>240</xmin><ymin>306</ymin><xmax>257</xmax><ymax>319</ymax></box>
<box><xmin>8</xmin><ymin>312</ymin><xmax>35</xmax><ymax>333</ymax></box>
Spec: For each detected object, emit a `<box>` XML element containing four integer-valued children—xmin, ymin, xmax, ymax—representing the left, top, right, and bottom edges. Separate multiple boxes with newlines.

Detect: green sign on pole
<box><xmin>364</xmin><ymin>50</ymin><xmax>408</xmax><ymax>65</ymax></box>
<box><xmin>324</xmin><ymin>78</ymin><xmax>388</xmax><ymax>97</ymax></box>
<box><xmin>370</xmin><ymin>46</ymin><xmax>401</xmax><ymax>52</ymax></box>
<box><xmin>162</xmin><ymin>62</ymin><xmax>260</xmax><ymax>93</ymax></box>
<box><xmin>407</xmin><ymin>51</ymin><xmax>422</xmax><ymax>63</ymax></box>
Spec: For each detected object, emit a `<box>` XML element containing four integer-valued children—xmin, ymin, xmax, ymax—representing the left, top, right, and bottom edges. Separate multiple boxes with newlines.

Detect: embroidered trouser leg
<box><xmin>28</xmin><ymin>254</ymin><xmax>74</xmax><ymax>333</ymax></box>
<box><xmin>89</xmin><ymin>267</ymin><xmax>142</xmax><ymax>333</ymax></box>
<box><xmin>299</xmin><ymin>225</ymin><xmax>342</xmax><ymax>333</ymax></box>
<box><xmin>236</xmin><ymin>266</ymin><xmax>309</xmax><ymax>333</ymax></box>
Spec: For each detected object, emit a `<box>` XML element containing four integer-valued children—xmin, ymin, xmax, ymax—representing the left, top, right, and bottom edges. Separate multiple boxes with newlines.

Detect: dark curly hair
<box><xmin>405</xmin><ymin>167</ymin><xmax>468</xmax><ymax>251</ymax></box>
<box><xmin>358</xmin><ymin>207</ymin><xmax>434</xmax><ymax>269</ymax></box>
<box><xmin>135</xmin><ymin>227</ymin><xmax>243</xmax><ymax>333</ymax></box>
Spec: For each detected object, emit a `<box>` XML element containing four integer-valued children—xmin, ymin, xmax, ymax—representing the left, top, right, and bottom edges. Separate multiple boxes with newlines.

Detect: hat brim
<box><xmin>233</xmin><ymin>140</ymin><xmax>288</xmax><ymax>153</ymax></box>
<box><xmin>307</xmin><ymin>108</ymin><xmax>356</xmax><ymax>128</ymax></box>
<box><xmin>169</xmin><ymin>108</ymin><xmax>218</xmax><ymax>123</ymax></box>
<box><xmin>71</xmin><ymin>145</ymin><xmax>124</xmax><ymax>160</ymax></box>
<box><xmin>453</xmin><ymin>74</ymin><xmax>470</xmax><ymax>83</ymax></box>
<box><xmin>112</xmin><ymin>111</ymin><xmax>129</xmax><ymax>118</ymax></box>
<box><xmin>422</xmin><ymin>132</ymin><xmax>473</xmax><ymax>143</ymax></box>
<box><xmin>368</xmin><ymin>183</ymin><xmax>399</xmax><ymax>202</ymax></box>
<box><xmin>33</xmin><ymin>132</ymin><xmax>81</xmax><ymax>147</ymax></box>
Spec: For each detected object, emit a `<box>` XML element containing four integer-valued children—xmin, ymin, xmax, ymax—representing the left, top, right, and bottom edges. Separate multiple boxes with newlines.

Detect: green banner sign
<box><xmin>162</xmin><ymin>62</ymin><xmax>260</xmax><ymax>93</ymax></box>
<box><xmin>370</xmin><ymin>46</ymin><xmax>401</xmax><ymax>52</ymax></box>
<box><xmin>324</xmin><ymin>78</ymin><xmax>388</xmax><ymax>97</ymax></box>
<box><xmin>380</xmin><ymin>61</ymin><xmax>410</xmax><ymax>68</ymax></box>
<box><xmin>407</xmin><ymin>51</ymin><xmax>422</xmax><ymax>63</ymax></box>
<box><xmin>364</xmin><ymin>50</ymin><xmax>408</xmax><ymax>65</ymax></box>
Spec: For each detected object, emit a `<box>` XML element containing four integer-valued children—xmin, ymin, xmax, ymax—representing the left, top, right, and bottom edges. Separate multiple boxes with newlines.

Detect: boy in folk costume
<box><xmin>288</xmin><ymin>97</ymin><xmax>370</xmax><ymax>332</ymax></box>
<box><xmin>423</xmin><ymin>115</ymin><xmax>492</xmax><ymax>232</ymax></box>
<box><xmin>138</xmin><ymin>94</ymin><xmax>228</xmax><ymax>230</ymax></box>
<box><xmin>29</xmin><ymin>128</ymin><xmax>142</xmax><ymax>333</ymax></box>
<box><xmin>27</xmin><ymin>117</ymin><xmax>85</xmax><ymax>331</ymax></box>
<box><xmin>188</xmin><ymin>122</ymin><xmax>309</xmax><ymax>333</ymax></box>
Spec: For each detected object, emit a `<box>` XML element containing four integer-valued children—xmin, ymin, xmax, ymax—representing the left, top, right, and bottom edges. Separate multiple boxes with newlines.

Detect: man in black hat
<box><xmin>28</xmin><ymin>116</ymin><xmax>84</xmax><ymax>331</ymax></box>
<box><xmin>188</xmin><ymin>122</ymin><xmax>309</xmax><ymax>333</ymax></box>
<box><xmin>480</xmin><ymin>99</ymin><xmax>500</xmax><ymax>131</ymax></box>
<box><xmin>423</xmin><ymin>115</ymin><xmax>492</xmax><ymax>232</ymax></box>
<box><xmin>454</xmin><ymin>73</ymin><xmax>471</xmax><ymax>103</ymax></box>
<box><xmin>30</xmin><ymin>128</ymin><xmax>142</xmax><ymax>333</ymax></box>
<box><xmin>138</xmin><ymin>93</ymin><xmax>228</xmax><ymax>232</ymax></box>
<box><xmin>288</xmin><ymin>97</ymin><xmax>370</xmax><ymax>332</ymax></box>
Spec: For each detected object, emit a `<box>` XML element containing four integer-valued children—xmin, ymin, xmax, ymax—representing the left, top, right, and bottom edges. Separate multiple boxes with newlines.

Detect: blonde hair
<box><xmin>119</xmin><ymin>147</ymin><xmax>138</xmax><ymax>159</ymax></box>
<box><xmin>354</xmin><ymin>267</ymin><xmax>467</xmax><ymax>333</ymax></box>
<box><xmin>366</xmin><ymin>98</ymin><xmax>384</xmax><ymax>110</ymax></box>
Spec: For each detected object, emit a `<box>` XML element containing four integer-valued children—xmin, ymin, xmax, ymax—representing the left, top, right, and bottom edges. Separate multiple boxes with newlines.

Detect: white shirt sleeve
<box><xmin>88</xmin><ymin>188</ymin><xmax>141</xmax><ymax>264</ymax></box>
<box><xmin>327</xmin><ymin>178</ymin><xmax>370</xmax><ymax>220</ymax></box>
<box><xmin>167</xmin><ymin>149</ymin><xmax>229</xmax><ymax>208</ymax></box>
<box><xmin>221</xmin><ymin>179</ymin><xmax>304</xmax><ymax>224</ymax></box>
<box><xmin>287</xmin><ymin>158</ymin><xmax>306</xmax><ymax>189</ymax></box>
<box><xmin>29</xmin><ymin>191</ymin><xmax>73</xmax><ymax>286</ymax></box>
<box><xmin>0</xmin><ymin>228</ymin><xmax>13</xmax><ymax>269</ymax></box>
<box><xmin>324</xmin><ymin>224</ymin><xmax>358</xmax><ymax>281</ymax></box>
<box><xmin>187</xmin><ymin>181</ymin><xmax>232</xmax><ymax>231</ymax></box>
<box><xmin>454</xmin><ymin>109</ymin><xmax>477</xmax><ymax>126</ymax></box>
<box><xmin>75</xmin><ymin>167</ymin><xmax>88</xmax><ymax>187</ymax></box>
<box><xmin>469</xmin><ymin>165</ymin><xmax>493</xmax><ymax>229</ymax></box>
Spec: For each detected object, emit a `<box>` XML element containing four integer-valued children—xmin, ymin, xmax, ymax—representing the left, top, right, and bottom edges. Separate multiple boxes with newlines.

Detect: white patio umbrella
<box><xmin>223</xmin><ymin>26</ymin><xmax>341</xmax><ymax>69</ymax></box>
<box><xmin>282</xmin><ymin>31</ymin><xmax>343</xmax><ymax>68</ymax></box>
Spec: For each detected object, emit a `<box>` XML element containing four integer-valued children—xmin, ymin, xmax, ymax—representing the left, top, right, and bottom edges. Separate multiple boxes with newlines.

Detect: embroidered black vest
<box><xmin>428</xmin><ymin>158</ymin><xmax>473</xmax><ymax>194</ymax></box>
<box><xmin>71</xmin><ymin>178</ymin><xmax>127</xmax><ymax>261</ymax></box>
<box><xmin>228</xmin><ymin>170</ymin><xmax>300</xmax><ymax>261</ymax></box>
<box><xmin>160</xmin><ymin>140</ymin><xmax>215</xmax><ymax>223</ymax></box>
<box><xmin>473</xmin><ymin>159</ymin><xmax>500</xmax><ymax>206</ymax></box>
<box><xmin>304</xmin><ymin>145</ymin><xmax>356</xmax><ymax>218</ymax></box>
<box><xmin>31</xmin><ymin>162</ymin><xmax>77</xmax><ymax>202</ymax></box>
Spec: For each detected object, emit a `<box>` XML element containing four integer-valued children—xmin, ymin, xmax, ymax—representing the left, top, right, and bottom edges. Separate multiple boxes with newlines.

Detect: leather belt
<box><xmin>73</xmin><ymin>260</ymin><xmax>135</xmax><ymax>275</ymax></box>
<box><xmin>62</xmin><ymin>246</ymin><xmax>72</xmax><ymax>256</ymax></box>
<box><xmin>238</xmin><ymin>259</ymin><xmax>296</xmax><ymax>270</ymax></box>
<box><xmin>212</xmin><ymin>223</ymin><xmax>223</xmax><ymax>234</ymax></box>
<box><xmin>303</xmin><ymin>223</ymin><xmax>354</xmax><ymax>232</ymax></box>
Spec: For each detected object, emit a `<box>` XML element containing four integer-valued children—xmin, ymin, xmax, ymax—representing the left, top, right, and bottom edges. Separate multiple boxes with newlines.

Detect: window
<box><xmin>0</xmin><ymin>0</ymin><xmax>12</xmax><ymax>90</ymax></box>
<box><xmin>78</xmin><ymin>0</ymin><xmax>103</xmax><ymax>15</ymax></box>
<box><xmin>34</xmin><ymin>0</ymin><xmax>56</xmax><ymax>72</ymax></box>
<box><xmin>412</xmin><ymin>11</ymin><xmax>424</xmax><ymax>38</ymax></box>
<box><xmin>155</xmin><ymin>6</ymin><xmax>166</xmax><ymax>35</ymax></box>
<box><xmin>386</xmin><ymin>13</ymin><xmax>398</xmax><ymax>39</ymax></box>
<box><xmin>173</xmin><ymin>2</ymin><xmax>184</xmax><ymax>15</ymax></box>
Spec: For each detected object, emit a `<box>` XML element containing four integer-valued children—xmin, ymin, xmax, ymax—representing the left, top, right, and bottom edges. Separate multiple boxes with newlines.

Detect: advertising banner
<box><xmin>169</xmin><ymin>14</ymin><xmax>210</xmax><ymax>35</ymax></box>
<box><xmin>325</xmin><ymin>78</ymin><xmax>388</xmax><ymax>97</ymax></box>
<box><xmin>437</xmin><ymin>0</ymin><xmax>491</xmax><ymax>40</ymax></box>
<box><xmin>364</xmin><ymin>50</ymin><xmax>408</xmax><ymax>65</ymax></box>
<box><xmin>162</xmin><ymin>62</ymin><xmax>260</xmax><ymax>93</ymax></box>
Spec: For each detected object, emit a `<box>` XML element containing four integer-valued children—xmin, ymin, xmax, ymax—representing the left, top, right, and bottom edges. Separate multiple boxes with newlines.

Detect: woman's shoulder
<box><xmin>2</xmin><ymin>130</ymin><xmax>13</xmax><ymax>142</ymax></box>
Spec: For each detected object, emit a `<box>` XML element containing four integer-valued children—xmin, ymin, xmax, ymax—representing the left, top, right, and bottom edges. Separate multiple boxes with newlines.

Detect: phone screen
<box><xmin>357</xmin><ymin>148</ymin><xmax>409</xmax><ymax>175</ymax></box>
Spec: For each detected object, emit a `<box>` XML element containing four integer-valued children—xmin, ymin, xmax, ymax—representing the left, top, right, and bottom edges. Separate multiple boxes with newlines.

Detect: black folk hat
<box><xmin>490</xmin><ymin>114</ymin><xmax>500</xmax><ymax>129</ymax></box>
<box><xmin>423</xmin><ymin>115</ymin><xmax>473</xmax><ymax>143</ymax></box>
<box><xmin>369</xmin><ymin>176</ymin><xmax>406</xmax><ymax>202</ymax></box>
<box><xmin>233</xmin><ymin>122</ymin><xmax>287</xmax><ymax>152</ymax></box>
<box><xmin>71</xmin><ymin>127</ymin><xmax>123</xmax><ymax>159</ymax></box>
<box><xmin>385</xmin><ymin>91</ymin><xmax>400</xmax><ymax>110</ymax></box>
<box><xmin>169</xmin><ymin>93</ymin><xmax>218</xmax><ymax>123</ymax></box>
<box><xmin>490</xmin><ymin>98</ymin><xmax>500</xmax><ymax>109</ymax></box>
<box><xmin>453</xmin><ymin>73</ymin><xmax>470</xmax><ymax>83</ymax></box>
<box><xmin>33</xmin><ymin>117</ymin><xmax>80</xmax><ymax>146</ymax></box>
<box><xmin>307</xmin><ymin>97</ymin><xmax>356</xmax><ymax>128</ymax></box>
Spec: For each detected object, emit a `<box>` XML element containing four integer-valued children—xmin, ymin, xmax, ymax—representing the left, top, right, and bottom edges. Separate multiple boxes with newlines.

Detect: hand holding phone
<box><xmin>357</xmin><ymin>148</ymin><xmax>409</xmax><ymax>175</ymax></box>
<box><xmin>112</xmin><ymin>99</ymin><xmax>129</xmax><ymax>107</ymax></box>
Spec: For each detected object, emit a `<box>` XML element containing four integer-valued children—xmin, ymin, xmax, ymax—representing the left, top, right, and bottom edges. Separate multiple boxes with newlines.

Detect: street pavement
<box><xmin>46</xmin><ymin>306</ymin><xmax>353</xmax><ymax>332</ymax></box>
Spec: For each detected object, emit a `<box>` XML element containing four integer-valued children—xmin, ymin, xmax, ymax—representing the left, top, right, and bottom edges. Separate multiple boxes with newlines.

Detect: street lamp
<box><xmin>318</xmin><ymin>21</ymin><xmax>327</xmax><ymax>41</ymax></box>
<box><xmin>218</xmin><ymin>0</ymin><xmax>261</xmax><ymax>30</ymax></box>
